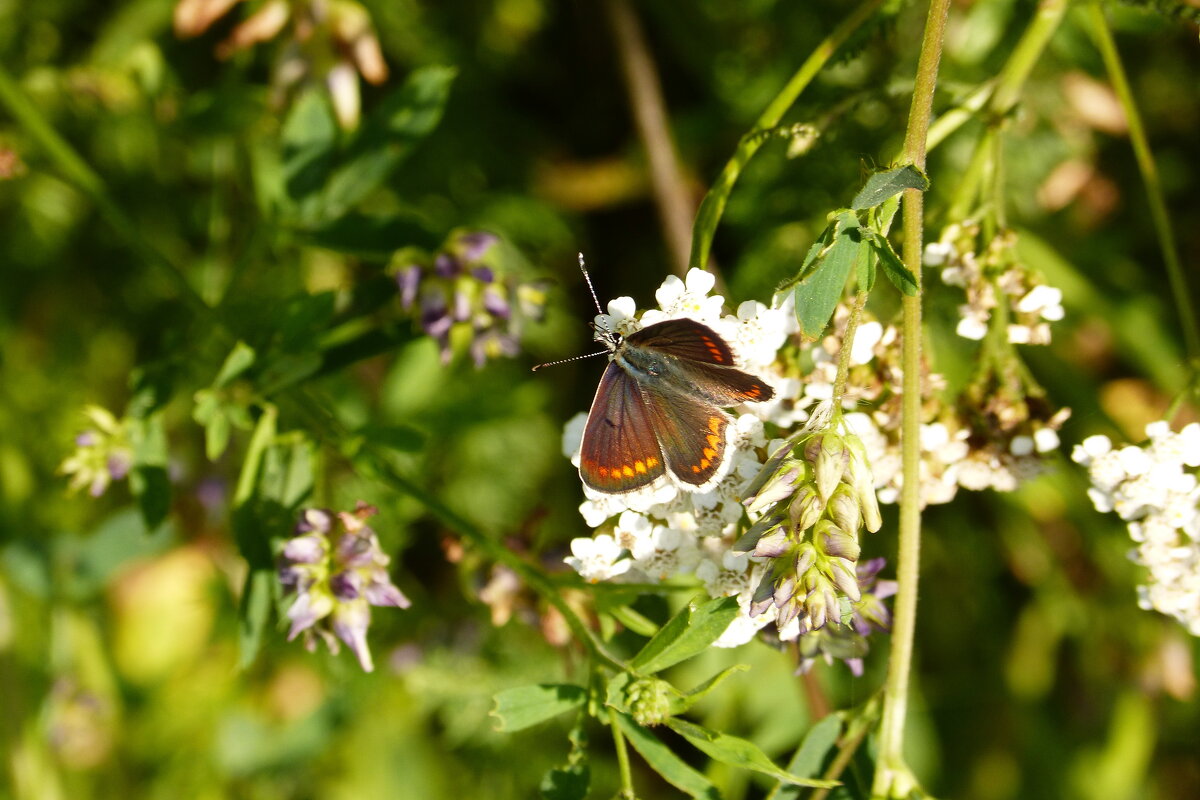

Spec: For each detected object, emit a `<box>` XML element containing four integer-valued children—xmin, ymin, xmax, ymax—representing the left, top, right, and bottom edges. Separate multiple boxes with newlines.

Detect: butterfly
<box><xmin>579</xmin><ymin>316</ymin><xmax>776</xmax><ymax>494</ymax></box>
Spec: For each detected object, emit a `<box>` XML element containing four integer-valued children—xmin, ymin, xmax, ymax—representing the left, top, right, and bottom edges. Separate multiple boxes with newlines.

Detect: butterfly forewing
<box><xmin>580</xmin><ymin>362</ymin><xmax>667</xmax><ymax>492</ymax></box>
<box><xmin>639</xmin><ymin>381</ymin><xmax>730</xmax><ymax>487</ymax></box>
<box><xmin>624</xmin><ymin>318</ymin><xmax>736</xmax><ymax>365</ymax></box>
<box><xmin>669</xmin><ymin>358</ymin><xmax>775</xmax><ymax>406</ymax></box>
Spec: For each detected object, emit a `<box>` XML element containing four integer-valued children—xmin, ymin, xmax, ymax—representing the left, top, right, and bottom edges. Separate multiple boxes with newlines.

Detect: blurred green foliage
<box><xmin>1</xmin><ymin>0</ymin><xmax>1199</xmax><ymax>798</ymax></box>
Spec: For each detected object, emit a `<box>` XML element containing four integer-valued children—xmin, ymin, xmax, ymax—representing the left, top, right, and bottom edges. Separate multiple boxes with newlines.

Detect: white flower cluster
<box><xmin>564</xmin><ymin>269</ymin><xmax>809</xmax><ymax>646</ymax></box>
<box><xmin>808</xmin><ymin>307</ymin><xmax>1068</xmax><ymax>507</ymax></box>
<box><xmin>925</xmin><ymin>224</ymin><xmax>1064</xmax><ymax>345</ymax></box>
<box><xmin>1073</xmin><ymin>422</ymin><xmax>1200</xmax><ymax>636</ymax></box>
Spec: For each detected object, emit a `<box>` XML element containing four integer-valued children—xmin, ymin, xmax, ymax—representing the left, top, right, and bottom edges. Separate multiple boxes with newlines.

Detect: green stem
<box><xmin>688</xmin><ymin>0</ymin><xmax>884</xmax><ymax>271</ymax></box>
<box><xmin>289</xmin><ymin>390</ymin><xmax>629</xmax><ymax>672</ymax></box>
<box><xmin>831</xmin><ymin>291</ymin><xmax>869</xmax><ymax>420</ymax></box>
<box><xmin>871</xmin><ymin>0</ymin><xmax>951</xmax><ymax>797</ymax></box>
<box><xmin>989</xmin><ymin>0</ymin><xmax>1070</xmax><ymax>119</ymax></box>
<box><xmin>608</xmin><ymin>707</ymin><xmax>637</xmax><ymax>799</ymax></box>
<box><xmin>1085</xmin><ymin>0</ymin><xmax>1200</xmax><ymax>363</ymax></box>
<box><xmin>0</xmin><ymin>62</ymin><xmax>212</xmax><ymax>318</ymax></box>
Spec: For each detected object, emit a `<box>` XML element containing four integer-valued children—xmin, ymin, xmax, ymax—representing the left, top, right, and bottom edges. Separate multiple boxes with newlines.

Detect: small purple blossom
<box><xmin>278</xmin><ymin>501</ymin><xmax>411</xmax><ymax>672</ymax></box>
<box><xmin>60</xmin><ymin>406</ymin><xmax>135</xmax><ymax>498</ymax></box>
<box><xmin>458</xmin><ymin>231</ymin><xmax>499</xmax><ymax>263</ymax></box>
<box><xmin>434</xmin><ymin>252</ymin><xmax>460</xmax><ymax>277</ymax></box>
<box><xmin>396</xmin><ymin>265</ymin><xmax>422</xmax><ymax>310</ymax></box>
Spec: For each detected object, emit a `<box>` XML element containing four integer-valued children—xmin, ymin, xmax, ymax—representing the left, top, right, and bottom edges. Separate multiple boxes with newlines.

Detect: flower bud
<box><xmin>776</xmin><ymin>599</ymin><xmax>801</xmax><ymax>630</ymax></box>
<box><xmin>742</xmin><ymin>436</ymin><xmax>804</xmax><ymax>508</ymax></box>
<box><xmin>744</xmin><ymin>460</ymin><xmax>805</xmax><ymax>515</ymax></box>
<box><xmin>733</xmin><ymin>512</ymin><xmax>786</xmax><ymax>553</ymax></box>
<box><xmin>753</xmin><ymin>528</ymin><xmax>791</xmax><ymax>558</ymax></box>
<box><xmin>815</xmin><ymin>521</ymin><xmax>860</xmax><ymax>561</ymax></box>
<box><xmin>814</xmin><ymin>433</ymin><xmax>849</xmax><ymax>501</ymax></box>
<box><xmin>844</xmin><ymin>436</ymin><xmax>883</xmax><ymax>532</ymax></box>
<box><xmin>808</xmin><ymin>591</ymin><xmax>828</xmax><ymax>631</ymax></box>
<box><xmin>626</xmin><ymin>677</ymin><xmax>674</xmax><ymax>727</ymax></box>
<box><xmin>829</xmin><ymin>559</ymin><xmax>861</xmax><ymax>602</ymax></box>
<box><xmin>828</xmin><ymin>487</ymin><xmax>860</xmax><ymax>533</ymax></box>
<box><xmin>773</xmin><ymin>575</ymin><xmax>797</xmax><ymax>609</ymax></box>
<box><xmin>795</xmin><ymin>543</ymin><xmax>817</xmax><ymax>576</ymax></box>
<box><xmin>750</xmin><ymin>572</ymin><xmax>776</xmax><ymax>617</ymax></box>
<box><xmin>789</xmin><ymin>485</ymin><xmax>824</xmax><ymax>532</ymax></box>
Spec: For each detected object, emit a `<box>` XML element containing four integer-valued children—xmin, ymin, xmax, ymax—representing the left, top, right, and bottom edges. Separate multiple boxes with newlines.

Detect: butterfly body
<box><xmin>580</xmin><ymin>317</ymin><xmax>775</xmax><ymax>494</ymax></box>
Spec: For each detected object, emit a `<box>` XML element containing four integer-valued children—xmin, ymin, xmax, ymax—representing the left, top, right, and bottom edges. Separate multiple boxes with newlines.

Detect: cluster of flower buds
<box><xmin>59</xmin><ymin>406</ymin><xmax>134</xmax><ymax>497</ymax></box>
<box><xmin>734</xmin><ymin>416</ymin><xmax>883</xmax><ymax>640</ymax></box>
<box><xmin>392</xmin><ymin>231</ymin><xmax>547</xmax><ymax>367</ymax></box>
<box><xmin>1073</xmin><ymin>422</ymin><xmax>1200</xmax><ymax>636</ymax></box>
<box><xmin>278</xmin><ymin>501</ymin><xmax>410</xmax><ymax>671</ymax></box>
<box><xmin>174</xmin><ymin>0</ymin><xmax>389</xmax><ymax>128</ymax></box>
<box><xmin>793</xmin><ymin>558</ymin><xmax>896</xmax><ymax>676</ymax></box>
<box><xmin>925</xmin><ymin>223</ymin><xmax>1064</xmax><ymax>345</ymax></box>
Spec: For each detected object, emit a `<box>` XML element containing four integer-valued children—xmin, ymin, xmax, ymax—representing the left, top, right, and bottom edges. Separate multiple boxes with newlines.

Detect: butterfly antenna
<box><xmin>531</xmin><ymin>349</ymin><xmax>609</xmax><ymax>372</ymax></box>
<box><xmin>578</xmin><ymin>252</ymin><xmax>604</xmax><ymax>315</ymax></box>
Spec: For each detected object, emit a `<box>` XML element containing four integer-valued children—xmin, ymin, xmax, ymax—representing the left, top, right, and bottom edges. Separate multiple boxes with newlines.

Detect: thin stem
<box><xmin>608</xmin><ymin>707</ymin><xmax>637</xmax><ymax>800</ymax></box>
<box><xmin>810</xmin><ymin>719</ymin><xmax>872</xmax><ymax>800</ymax></box>
<box><xmin>831</xmin><ymin>291</ymin><xmax>869</xmax><ymax>418</ymax></box>
<box><xmin>989</xmin><ymin>0</ymin><xmax>1070</xmax><ymax>119</ymax></box>
<box><xmin>871</xmin><ymin>0</ymin><xmax>951</xmax><ymax>797</ymax></box>
<box><xmin>688</xmin><ymin>0</ymin><xmax>885</xmax><ymax>272</ymax></box>
<box><xmin>0</xmin><ymin>62</ymin><xmax>212</xmax><ymax>318</ymax></box>
<box><xmin>289</xmin><ymin>390</ymin><xmax>629</xmax><ymax>672</ymax></box>
<box><xmin>1086</xmin><ymin>0</ymin><xmax>1200</xmax><ymax>363</ymax></box>
<box><xmin>604</xmin><ymin>0</ymin><xmax>695</xmax><ymax>277</ymax></box>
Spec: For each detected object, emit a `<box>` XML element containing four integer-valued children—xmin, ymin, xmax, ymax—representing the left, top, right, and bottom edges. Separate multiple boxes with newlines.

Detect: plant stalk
<box><xmin>870</xmin><ymin>0</ymin><xmax>951</xmax><ymax>796</ymax></box>
<box><xmin>1085</xmin><ymin>0</ymin><xmax>1200</xmax><ymax>364</ymax></box>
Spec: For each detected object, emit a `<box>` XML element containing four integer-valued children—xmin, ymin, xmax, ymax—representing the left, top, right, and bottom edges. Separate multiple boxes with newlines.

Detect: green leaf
<box><xmin>665</xmin><ymin>718</ymin><xmax>838</xmax><ymax>789</ymax></box>
<box><xmin>605</xmin><ymin>603</ymin><xmax>661</xmax><ymax>638</ymax></box>
<box><xmin>539</xmin><ymin>764</ymin><xmax>589</xmax><ymax>800</ymax></box>
<box><xmin>612</xmin><ymin>712</ymin><xmax>721</xmax><ymax>800</ymax></box>
<box><xmin>491</xmin><ymin>684</ymin><xmax>587</xmax><ymax>732</ymax></box>
<box><xmin>865</xmin><ymin>230</ymin><xmax>919</xmax><ymax>296</ymax></box>
<box><xmin>238</xmin><ymin>567</ymin><xmax>274</xmax><ymax>670</ymax></box>
<box><xmin>130</xmin><ymin>466</ymin><xmax>171</xmax><ymax>531</ymax></box>
<box><xmin>775</xmin><ymin>714</ymin><xmax>844</xmax><ymax>798</ymax></box>
<box><xmin>319</xmin><ymin>66</ymin><xmax>457</xmax><ymax>220</ymax></box>
<box><xmin>355</xmin><ymin>424</ymin><xmax>426</xmax><ymax>454</ymax></box>
<box><xmin>669</xmin><ymin>665</ymin><xmax>750</xmax><ymax>716</ymax></box>
<box><xmin>630</xmin><ymin>595</ymin><xmax>741</xmax><ymax>675</ymax></box>
<box><xmin>280</xmin><ymin>89</ymin><xmax>338</xmax><ymax>206</ymax></box>
<box><xmin>857</xmin><ymin>242</ymin><xmax>877</xmax><ymax>293</ymax></box>
<box><xmin>794</xmin><ymin>213</ymin><xmax>862</xmax><ymax>340</ymax></box>
<box><xmin>214</xmin><ymin>341</ymin><xmax>257</xmax><ymax>388</ymax></box>
<box><xmin>850</xmin><ymin>164</ymin><xmax>929</xmax><ymax>210</ymax></box>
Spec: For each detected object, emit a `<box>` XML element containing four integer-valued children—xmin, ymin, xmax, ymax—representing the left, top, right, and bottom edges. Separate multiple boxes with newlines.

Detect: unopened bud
<box><xmin>742</xmin><ymin>433</ymin><xmax>804</xmax><ymax>502</ymax></box>
<box><xmin>753</xmin><ymin>528</ymin><xmax>791</xmax><ymax>558</ymax></box>
<box><xmin>773</xmin><ymin>575</ymin><xmax>797</xmax><ymax>609</ymax></box>
<box><xmin>789</xmin><ymin>485</ymin><xmax>824</xmax><ymax>532</ymax></box>
<box><xmin>845</xmin><ymin>436</ymin><xmax>883</xmax><ymax>532</ymax></box>
<box><xmin>816</xmin><ymin>521</ymin><xmax>860</xmax><ymax>561</ymax></box>
<box><xmin>795</xmin><ymin>543</ymin><xmax>817</xmax><ymax>576</ymax></box>
<box><xmin>744</xmin><ymin>460</ymin><xmax>806</xmax><ymax>515</ymax></box>
<box><xmin>814</xmin><ymin>433</ymin><xmax>849</xmax><ymax>500</ymax></box>
<box><xmin>829</xmin><ymin>487</ymin><xmax>861</xmax><ymax>533</ymax></box>
<box><xmin>829</xmin><ymin>559</ymin><xmax>861</xmax><ymax>602</ymax></box>
<box><xmin>733</xmin><ymin>512</ymin><xmax>786</xmax><ymax>553</ymax></box>
<box><xmin>627</xmin><ymin>677</ymin><xmax>674</xmax><ymax>727</ymax></box>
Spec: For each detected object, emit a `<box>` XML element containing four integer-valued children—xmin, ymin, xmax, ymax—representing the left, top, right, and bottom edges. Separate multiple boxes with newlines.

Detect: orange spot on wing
<box><xmin>708</xmin><ymin>417</ymin><xmax>722</xmax><ymax>433</ymax></box>
<box><xmin>597</xmin><ymin>466</ymin><xmax>609</xmax><ymax>478</ymax></box>
<box><xmin>635</xmin><ymin>460</ymin><xmax>646</xmax><ymax>474</ymax></box>
<box><xmin>692</xmin><ymin>464</ymin><xmax>702</xmax><ymax>473</ymax></box>
<box><xmin>702</xmin><ymin>447</ymin><xmax>716</xmax><ymax>460</ymax></box>
<box><xmin>707</xmin><ymin>434</ymin><xmax>719</xmax><ymax>448</ymax></box>
<box><xmin>622</xmin><ymin>465</ymin><xmax>635</xmax><ymax>478</ymax></box>
<box><xmin>646</xmin><ymin>456</ymin><xmax>659</xmax><ymax>468</ymax></box>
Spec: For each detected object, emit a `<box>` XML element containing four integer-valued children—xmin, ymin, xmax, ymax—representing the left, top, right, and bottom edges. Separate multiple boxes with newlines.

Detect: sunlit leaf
<box><xmin>851</xmin><ymin>164</ymin><xmax>929</xmax><ymax>210</ymax></box>
<box><xmin>630</xmin><ymin>595</ymin><xmax>740</xmax><ymax>674</ymax></box>
<box><xmin>491</xmin><ymin>684</ymin><xmax>587</xmax><ymax>732</ymax></box>
<box><xmin>794</xmin><ymin>212</ymin><xmax>863</xmax><ymax>340</ymax></box>
<box><xmin>612</xmin><ymin>712</ymin><xmax>721</xmax><ymax>800</ymax></box>
<box><xmin>774</xmin><ymin>714</ymin><xmax>844</xmax><ymax>798</ymax></box>
<box><xmin>665</xmin><ymin>718</ymin><xmax>838</xmax><ymax>788</ymax></box>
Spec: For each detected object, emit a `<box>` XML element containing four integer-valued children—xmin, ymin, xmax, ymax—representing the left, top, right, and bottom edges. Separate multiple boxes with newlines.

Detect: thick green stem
<box><xmin>1085</xmin><ymin>0</ymin><xmax>1200</xmax><ymax>364</ymax></box>
<box><xmin>688</xmin><ymin>0</ymin><xmax>884</xmax><ymax>271</ymax></box>
<box><xmin>871</xmin><ymin>1</ymin><xmax>951</xmax><ymax>797</ymax></box>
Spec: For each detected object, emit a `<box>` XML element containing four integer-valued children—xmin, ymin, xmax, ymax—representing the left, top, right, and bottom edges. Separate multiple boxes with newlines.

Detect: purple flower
<box><xmin>396</xmin><ymin>265</ymin><xmax>422</xmax><ymax>310</ymax></box>
<box><xmin>277</xmin><ymin>501</ymin><xmax>411</xmax><ymax>672</ymax></box>
<box><xmin>434</xmin><ymin>252</ymin><xmax>460</xmax><ymax>277</ymax></box>
<box><xmin>458</xmin><ymin>231</ymin><xmax>499</xmax><ymax>263</ymax></box>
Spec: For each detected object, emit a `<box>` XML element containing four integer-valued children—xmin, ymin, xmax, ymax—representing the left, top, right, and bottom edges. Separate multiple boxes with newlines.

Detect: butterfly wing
<box><xmin>639</xmin><ymin>381</ymin><xmax>730</xmax><ymax>488</ymax></box>
<box><xmin>579</xmin><ymin>362</ymin><xmax>667</xmax><ymax>493</ymax></box>
<box><xmin>626</xmin><ymin>319</ymin><xmax>775</xmax><ymax>406</ymax></box>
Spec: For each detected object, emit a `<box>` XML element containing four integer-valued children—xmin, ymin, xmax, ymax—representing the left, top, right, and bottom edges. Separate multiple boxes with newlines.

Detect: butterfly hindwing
<box><xmin>579</xmin><ymin>362</ymin><xmax>666</xmax><ymax>492</ymax></box>
<box><xmin>639</xmin><ymin>381</ymin><xmax>730</xmax><ymax>487</ymax></box>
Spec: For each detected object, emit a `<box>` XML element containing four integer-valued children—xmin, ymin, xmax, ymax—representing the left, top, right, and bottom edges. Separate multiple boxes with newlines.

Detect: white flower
<box><xmin>562</xmin><ymin>412</ymin><xmax>587</xmax><ymax>464</ymax></box>
<box><xmin>613</xmin><ymin>510</ymin><xmax>654</xmax><ymax>552</ymax></box>
<box><xmin>654</xmin><ymin>269</ymin><xmax>725</xmax><ymax>322</ymax></box>
<box><xmin>719</xmin><ymin>301</ymin><xmax>789</xmax><ymax>370</ymax></box>
<box><xmin>924</xmin><ymin>240</ymin><xmax>954</xmax><ymax>267</ymax></box>
<box><xmin>565</xmin><ymin>534</ymin><xmax>631</xmax><ymax>582</ymax></box>
<box><xmin>629</xmin><ymin>526</ymin><xmax>698</xmax><ymax>581</ymax></box>
<box><xmin>956</xmin><ymin>308</ymin><xmax>989</xmax><ymax>340</ymax></box>
<box><xmin>1010</xmin><ymin>435</ymin><xmax>1035</xmax><ymax>457</ymax></box>
<box><xmin>594</xmin><ymin>296</ymin><xmax>640</xmax><ymax>336</ymax></box>
<box><xmin>1033</xmin><ymin>428</ymin><xmax>1060</xmax><ymax>453</ymax></box>
<box><xmin>850</xmin><ymin>321</ymin><xmax>883</xmax><ymax>365</ymax></box>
